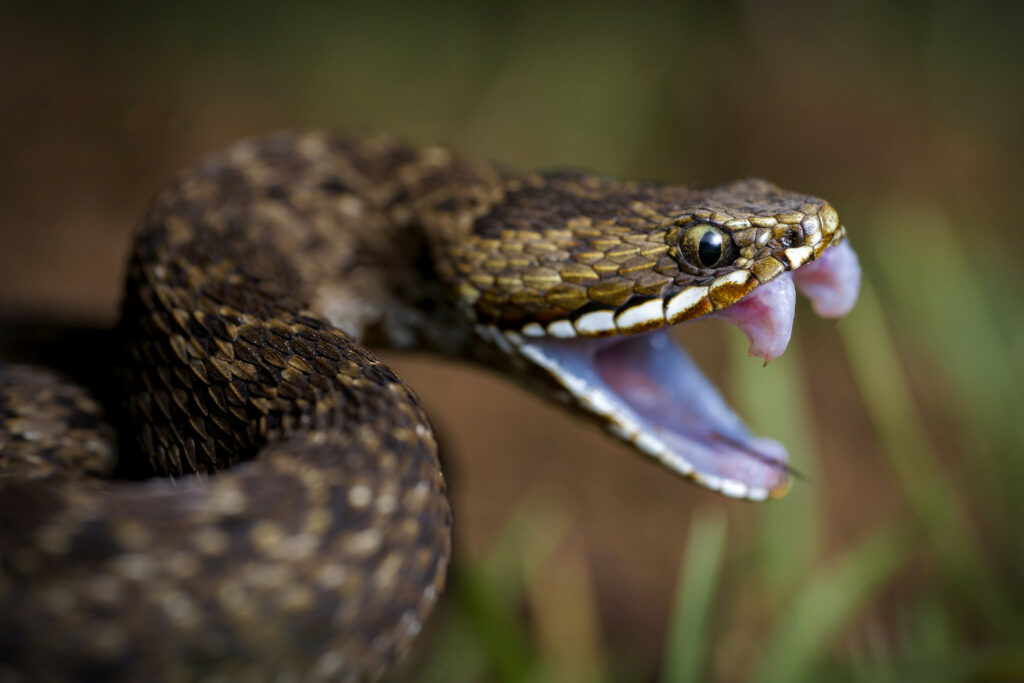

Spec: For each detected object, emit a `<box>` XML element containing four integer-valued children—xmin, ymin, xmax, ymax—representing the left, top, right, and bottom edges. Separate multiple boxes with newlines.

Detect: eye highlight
<box><xmin>680</xmin><ymin>223</ymin><xmax>734</xmax><ymax>269</ymax></box>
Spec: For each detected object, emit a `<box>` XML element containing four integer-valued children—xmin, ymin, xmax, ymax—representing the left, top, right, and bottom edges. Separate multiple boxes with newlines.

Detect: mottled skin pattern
<box><xmin>0</xmin><ymin>131</ymin><xmax>845</xmax><ymax>681</ymax></box>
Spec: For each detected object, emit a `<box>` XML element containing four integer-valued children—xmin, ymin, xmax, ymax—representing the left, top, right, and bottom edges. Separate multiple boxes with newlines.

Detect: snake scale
<box><xmin>0</xmin><ymin>131</ymin><xmax>857</xmax><ymax>681</ymax></box>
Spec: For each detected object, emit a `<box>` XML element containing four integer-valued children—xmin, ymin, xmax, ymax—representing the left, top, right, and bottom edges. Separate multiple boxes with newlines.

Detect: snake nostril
<box><xmin>779</xmin><ymin>228</ymin><xmax>802</xmax><ymax>249</ymax></box>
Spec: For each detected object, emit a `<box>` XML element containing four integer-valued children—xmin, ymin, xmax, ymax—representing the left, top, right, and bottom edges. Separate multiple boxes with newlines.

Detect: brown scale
<box><xmin>0</xmin><ymin>131</ymin><xmax>841</xmax><ymax>681</ymax></box>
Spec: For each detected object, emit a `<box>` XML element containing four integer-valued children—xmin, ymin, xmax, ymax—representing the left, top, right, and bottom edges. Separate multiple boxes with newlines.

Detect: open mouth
<box><xmin>506</xmin><ymin>239</ymin><xmax>861</xmax><ymax>500</ymax></box>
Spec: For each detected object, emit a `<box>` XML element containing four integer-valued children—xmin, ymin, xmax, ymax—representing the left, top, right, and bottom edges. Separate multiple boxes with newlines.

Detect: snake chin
<box><xmin>508</xmin><ymin>239</ymin><xmax>861</xmax><ymax>501</ymax></box>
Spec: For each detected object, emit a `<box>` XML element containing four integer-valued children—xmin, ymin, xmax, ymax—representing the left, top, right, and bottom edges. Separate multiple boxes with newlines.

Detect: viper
<box><xmin>0</xmin><ymin>131</ymin><xmax>860</xmax><ymax>681</ymax></box>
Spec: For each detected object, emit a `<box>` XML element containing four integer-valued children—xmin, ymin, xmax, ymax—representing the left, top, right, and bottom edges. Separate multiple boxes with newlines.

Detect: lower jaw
<box><xmin>523</xmin><ymin>323</ymin><xmax>790</xmax><ymax>500</ymax></box>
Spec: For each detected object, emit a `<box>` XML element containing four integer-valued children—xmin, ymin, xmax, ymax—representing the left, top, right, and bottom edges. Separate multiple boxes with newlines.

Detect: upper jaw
<box><xmin>475</xmin><ymin>235</ymin><xmax>861</xmax><ymax>500</ymax></box>
<box><xmin>508</xmin><ymin>225</ymin><xmax>853</xmax><ymax>345</ymax></box>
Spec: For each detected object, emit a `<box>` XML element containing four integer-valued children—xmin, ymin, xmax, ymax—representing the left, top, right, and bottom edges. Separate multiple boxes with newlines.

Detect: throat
<box><xmin>308</xmin><ymin>225</ymin><xmax>474</xmax><ymax>356</ymax></box>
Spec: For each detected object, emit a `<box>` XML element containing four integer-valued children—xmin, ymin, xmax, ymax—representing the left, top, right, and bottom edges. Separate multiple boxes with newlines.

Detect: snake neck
<box><xmin>118</xmin><ymin>131</ymin><xmax>502</xmax><ymax>476</ymax></box>
<box><xmin>159</xmin><ymin>132</ymin><xmax>509</xmax><ymax>353</ymax></box>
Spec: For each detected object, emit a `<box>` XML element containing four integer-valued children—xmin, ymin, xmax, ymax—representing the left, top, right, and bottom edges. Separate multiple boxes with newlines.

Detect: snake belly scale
<box><xmin>0</xmin><ymin>131</ymin><xmax>858</xmax><ymax>681</ymax></box>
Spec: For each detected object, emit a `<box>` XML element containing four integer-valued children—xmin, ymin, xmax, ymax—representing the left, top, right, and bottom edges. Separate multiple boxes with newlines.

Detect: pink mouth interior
<box><xmin>525</xmin><ymin>240</ymin><xmax>861</xmax><ymax>498</ymax></box>
<box><xmin>793</xmin><ymin>240</ymin><xmax>862</xmax><ymax>318</ymax></box>
<box><xmin>715</xmin><ymin>241</ymin><xmax>861</xmax><ymax>362</ymax></box>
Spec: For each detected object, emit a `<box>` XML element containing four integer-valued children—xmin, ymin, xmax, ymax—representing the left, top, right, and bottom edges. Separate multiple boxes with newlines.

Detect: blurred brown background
<box><xmin>1</xmin><ymin>1</ymin><xmax>1021</xmax><ymax>681</ymax></box>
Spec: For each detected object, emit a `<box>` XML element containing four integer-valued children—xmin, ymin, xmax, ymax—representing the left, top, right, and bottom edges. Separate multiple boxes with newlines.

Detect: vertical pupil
<box><xmin>697</xmin><ymin>230</ymin><xmax>723</xmax><ymax>266</ymax></box>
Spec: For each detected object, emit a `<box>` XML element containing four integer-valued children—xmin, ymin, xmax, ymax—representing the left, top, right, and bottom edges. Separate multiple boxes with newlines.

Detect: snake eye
<box><xmin>680</xmin><ymin>223</ymin><xmax>734</xmax><ymax>269</ymax></box>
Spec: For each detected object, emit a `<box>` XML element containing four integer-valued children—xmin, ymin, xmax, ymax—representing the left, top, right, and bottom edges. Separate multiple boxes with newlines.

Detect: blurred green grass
<box><xmin>2</xmin><ymin>0</ymin><xmax>1022</xmax><ymax>680</ymax></box>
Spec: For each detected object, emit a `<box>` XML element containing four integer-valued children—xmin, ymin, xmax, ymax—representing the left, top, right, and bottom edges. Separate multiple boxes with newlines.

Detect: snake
<box><xmin>0</xmin><ymin>131</ymin><xmax>860</xmax><ymax>681</ymax></box>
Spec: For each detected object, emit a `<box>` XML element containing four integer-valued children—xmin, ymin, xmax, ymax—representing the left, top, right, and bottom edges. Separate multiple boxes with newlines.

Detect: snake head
<box><xmin>449</xmin><ymin>174</ymin><xmax>860</xmax><ymax>500</ymax></box>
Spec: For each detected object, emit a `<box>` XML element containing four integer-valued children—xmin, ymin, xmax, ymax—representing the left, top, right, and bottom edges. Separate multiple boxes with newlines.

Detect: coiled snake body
<box><xmin>0</xmin><ymin>132</ymin><xmax>858</xmax><ymax>681</ymax></box>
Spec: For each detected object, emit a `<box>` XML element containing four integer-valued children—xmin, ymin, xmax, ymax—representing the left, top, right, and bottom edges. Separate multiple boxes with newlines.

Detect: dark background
<box><xmin>1</xmin><ymin>2</ymin><xmax>1021</xmax><ymax>681</ymax></box>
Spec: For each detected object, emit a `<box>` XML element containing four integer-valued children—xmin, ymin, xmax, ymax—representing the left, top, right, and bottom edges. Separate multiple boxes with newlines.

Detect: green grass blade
<box><xmin>749</xmin><ymin>527</ymin><xmax>911</xmax><ymax>683</ymax></box>
<box><xmin>525</xmin><ymin>539</ymin><xmax>609</xmax><ymax>683</ymax></box>
<box><xmin>838</xmin><ymin>279</ymin><xmax>1022</xmax><ymax>632</ymax></box>
<box><xmin>728</xmin><ymin>332</ymin><xmax>820</xmax><ymax>590</ymax></box>
<box><xmin>663</xmin><ymin>511</ymin><xmax>729</xmax><ymax>683</ymax></box>
<box><xmin>447</xmin><ymin>500</ymin><xmax>571</xmax><ymax>683</ymax></box>
<box><xmin>410</xmin><ymin>607</ymin><xmax>490</xmax><ymax>683</ymax></box>
<box><xmin>865</xmin><ymin>207</ymin><xmax>1023</xmax><ymax>520</ymax></box>
<box><xmin>848</xmin><ymin>644</ymin><xmax>1024</xmax><ymax>683</ymax></box>
<box><xmin>454</xmin><ymin>566</ymin><xmax>535</xmax><ymax>683</ymax></box>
